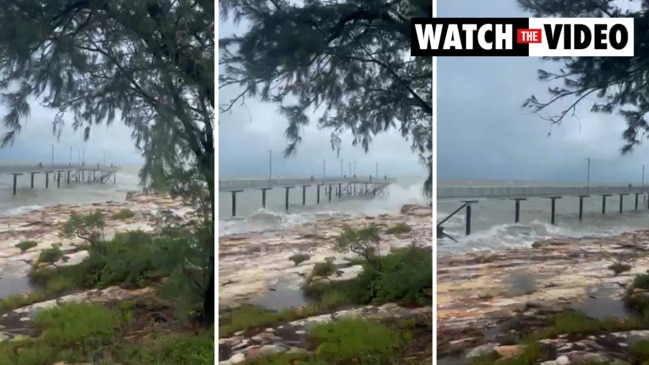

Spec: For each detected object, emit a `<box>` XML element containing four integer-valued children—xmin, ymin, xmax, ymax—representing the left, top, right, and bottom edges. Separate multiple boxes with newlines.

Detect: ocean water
<box><xmin>218</xmin><ymin>176</ymin><xmax>430</xmax><ymax>236</ymax></box>
<box><xmin>437</xmin><ymin>179</ymin><xmax>649</xmax><ymax>256</ymax></box>
<box><xmin>0</xmin><ymin>162</ymin><xmax>142</xmax><ymax>217</ymax></box>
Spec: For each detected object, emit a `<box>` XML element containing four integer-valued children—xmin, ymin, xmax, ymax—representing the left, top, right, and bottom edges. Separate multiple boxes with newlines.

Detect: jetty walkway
<box><xmin>1</xmin><ymin>164</ymin><xmax>119</xmax><ymax>195</ymax></box>
<box><xmin>437</xmin><ymin>184</ymin><xmax>649</xmax><ymax>237</ymax></box>
<box><xmin>219</xmin><ymin>176</ymin><xmax>396</xmax><ymax>216</ymax></box>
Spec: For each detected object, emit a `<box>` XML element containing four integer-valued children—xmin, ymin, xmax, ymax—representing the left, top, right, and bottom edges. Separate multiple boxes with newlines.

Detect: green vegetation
<box><xmin>0</xmin><ymin>301</ymin><xmax>213</xmax><ymax>365</ymax></box>
<box><xmin>0</xmin><ymin>0</ymin><xmax>215</xmax><ymax>328</ymax></box>
<box><xmin>112</xmin><ymin>208</ymin><xmax>136</xmax><ymax>220</ymax></box>
<box><xmin>36</xmin><ymin>244</ymin><xmax>63</xmax><ymax>266</ymax></box>
<box><xmin>386</xmin><ymin>223</ymin><xmax>412</xmax><ymax>235</ymax></box>
<box><xmin>243</xmin><ymin>318</ymin><xmax>428</xmax><ymax>365</ymax></box>
<box><xmin>0</xmin><ymin>211</ymin><xmax>214</xmax><ymax>364</ymax></box>
<box><xmin>288</xmin><ymin>252</ymin><xmax>311</xmax><ymax>266</ymax></box>
<box><xmin>220</xmin><ymin>225</ymin><xmax>431</xmax><ymax>362</ymax></box>
<box><xmin>14</xmin><ymin>240</ymin><xmax>37</xmax><ymax>253</ymax></box>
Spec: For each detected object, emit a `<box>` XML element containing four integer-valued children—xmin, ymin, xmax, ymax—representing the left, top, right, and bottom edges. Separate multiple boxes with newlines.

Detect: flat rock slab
<box><xmin>438</xmin><ymin>231</ymin><xmax>649</xmax><ymax>357</ymax></box>
<box><xmin>218</xmin><ymin>207</ymin><xmax>432</xmax><ymax>307</ymax></box>
<box><xmin>0</xmin><ymin>286</ymin><xmax>153</xmax><ymax>343</ymax></box>
<box><xmin>219</xmin><ymin>303</ymin><xmax>430</xmax><ymax>365</ymax></box>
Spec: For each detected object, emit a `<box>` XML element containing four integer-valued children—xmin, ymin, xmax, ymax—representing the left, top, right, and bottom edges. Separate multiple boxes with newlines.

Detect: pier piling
<box><xmin>260</xmin><ymin>188</ymin><xmax>270</xmax><ymax>209</ymax></box>
<box><xmin>578</xmin><ymin>195</ymin><xmax>589</xmax><ymax>220</ymax></box>
<box><xmin>11</xmin><ymin>173</ymin><xmax>20</xmax><ymax>195</ymax></box>
<box><xmin>513</xmin><ymin>198</ymin><xmax>526</xmax><ymax>223</ymax></box>
<box><xmin>45</xmin><ymin>172</ymin><xmax>50</xmax><ymax>188</ymax></box>
<box><xmin>328</xmin><ymin>185</ymin><xmax>332</xmax><ymax>202</ymax></box>
<box><xmin>30</xmin><ymin>172</ymin><xmax>36</xmax><ymax>188</ymax></box>
<box><xmin>316</xmin><ymin>185</ymin><xmax>321</xmax><ymax>204</ymax></box>
<box><xmin>230</xmin><ymin>190</ymin><xmax>242</xmax><ymax>217</ymax></box>
<box><xmin>549</xmin><ymin>197</ymin><xmax>561</xmax><ymax>225</ymax></box>
<box><xmin>636</xmin><ymin>193</ymin><xmax>641</xmax><ymax>210</ymax></box>
<box><xmin>302</xmin><ymin>185</ymin><xmax>309</xmax><ymax>205</ymax></box>
<box><xmin>461</xmin><ymin>200</ymin><xmax>479</xmax><ymax>235</ymax></box>
<box><xmin>602</xmin><ymin>194</ymin><xmax>611</xmax><ymax>214</ymax></box>
<box><xmin>619</xmin><ymin>193</ymin><xmax>628</xmax><ymax>213</ymax></box>
<box><xmin>284</xmin><ymin>186</ymin><xmax>294</xmax><ymax>211</ymax></box>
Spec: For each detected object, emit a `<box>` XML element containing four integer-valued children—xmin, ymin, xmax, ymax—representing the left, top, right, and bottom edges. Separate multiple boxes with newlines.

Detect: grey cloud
<box><xmin>218</xmin><ymin>18</ymin><xmax>427</xmax><ymax>179</ymax></box>
<box><xmin>0</xmin><ymin>102</ymin><xmax>142</xmax><ymax>166</ymax></box>
<box><xmin>438</xmin><ymin>1</ymin><xmax>649</xmax><ymax>184</ymax></box>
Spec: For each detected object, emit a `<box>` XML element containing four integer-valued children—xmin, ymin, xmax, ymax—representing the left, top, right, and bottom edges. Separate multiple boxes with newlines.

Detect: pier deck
<box><xmin>438</xmin><ymin>185</ymin><xmax>647</xmax><ymax>200</ymax></box>
<box><xmin>437</xmin><ymin>184</ymin><xmax>649</xmax><ymax>238</ymax></box>
<box><xmin>0</xmin><ymin>164</ymin><xmax>119</xmax><ymax>195</ymax></box>
<box><xmin>219</xmin><ymin>176</ymin><xmax>396</xmax><ymax>216</ymax></box>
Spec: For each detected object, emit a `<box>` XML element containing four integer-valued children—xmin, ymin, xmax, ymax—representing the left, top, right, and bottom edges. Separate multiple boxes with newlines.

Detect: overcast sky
<box><xmin>438</xmin><ymin>1</ymin><xmax>649</xmax><ymax>184</ymax></box>
<box><xmin>0</xmin><ymin>99</ymin><xmax>141</xmax><ymax>167</ymax></box>
<box><xmin>218</xmin><ymin>15</ymin><xmax>425</xmax><ymax>179</ymax></box>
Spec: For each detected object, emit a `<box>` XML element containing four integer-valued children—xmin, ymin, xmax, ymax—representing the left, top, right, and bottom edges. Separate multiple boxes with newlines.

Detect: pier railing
<box><xmin>219</xmin><ymin>176</ymin><xmax>395</xmax><ymax>192</ymax></box>
<box><xmin>437</xmin><ymin>185</ymin><xmax>647</xmax><ymax>200</ymax></box>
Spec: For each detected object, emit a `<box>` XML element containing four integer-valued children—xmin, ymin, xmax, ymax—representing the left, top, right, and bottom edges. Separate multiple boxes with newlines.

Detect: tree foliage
<box><xmin>517</xmin><ymin>0</ymin><xmax>649</xmax><ymax>154</ymax></box>
<box><xmin>0</xmin><ymin>0</ymin><xmax>215</xmax><ymax>325</ymax></box>
<box><xmin>220</xmin><ymin>0</ymin><xmax>432</xmax><ymax>196</ymax></box>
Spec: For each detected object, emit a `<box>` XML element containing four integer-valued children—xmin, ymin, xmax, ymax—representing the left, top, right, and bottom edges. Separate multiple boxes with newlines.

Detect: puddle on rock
<box><xmin>248</xmin><ymin>277</ymin><xmax>315</xmax><ymax>311</ymax></box>
<box><xmin>0</xmin><ymin>276</ymin><xmax>35</xmax><ymax>299</ymax></box>
<box><xmin>504</xmin><ymin>270</ymin><xmax>537</xmax><ymax>297</ymax></box>
<box><xmin>572</xmin><ymin>285</ymin><xmax>634</xmax><ymax>320</ymax></box>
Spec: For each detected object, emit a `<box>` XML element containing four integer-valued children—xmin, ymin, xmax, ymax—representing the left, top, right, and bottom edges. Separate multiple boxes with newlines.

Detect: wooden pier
<box><xmin>1</xmin><ymin>164</ymin><xmax>119</xmax><ymax>195</ymax></box>
<box><xmin>219</xmin><ymin>176</ymin><xmax>396</xmax><ymax>216</ymax></box>
<box><xmin>437</xmin><ymin>185</ymin><xmax>649</xmax><ymax>238</ymax></box>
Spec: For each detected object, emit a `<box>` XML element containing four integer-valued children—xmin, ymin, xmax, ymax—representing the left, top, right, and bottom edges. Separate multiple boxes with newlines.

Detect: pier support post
<box><xmin>338</xmin><ymin>183</ymin><xmax>342</xmax><ymax>197</ymax></box>
<box><xmin>578</xmin><ymin>195</ymin><xmax>589</xmax><ymax>220</ymax></box>
<box><xmin>284</xmin><ymin>186</ymin><xmax>294</xmax><ymax>211</ymax></box>
<box><xmin>461</xmin><ymin>200</ymin><xmax>479</xmax><ymax>235</ymax></box>
<box><xmin>45</xmin><ymin>172</ymin><xmax>50</xmax><ymax>188</ymax></box>
<box><xmin>636</xmin><ymin>193</ymin><xmax>641</xmax><ymax>210</ymax></box>
<box><xmin>57</xmin><ymin>172</ymin><xmax>61</xmax><ymax>188</ymax></box>
<box><xmin>316</xmin><ymin>185</ymin><xmax>321</xmax><ymax>204</ymax></box>
<box><xmin>67</xmin><ymin>171</ymin><xmax>70</xmax><ymax>184</ymax></box>
<box><xmin>260</xmin><ymin>188</ymin><xmax>270</xmax><ymax>209</ymax></box>
<box><xmin>11</xmin><ymin>173</ymin><xmax>21</xmax><ymax>195</ymax></box>
<box><xmin>513</xmin><ymin>198</ymin><xmax>526</xmax><ymax>223</ymax></box>
<box><xmin>619</xmin><ymin>193</ymin><xmax>628</xmax><ymax>213</ymax></box>
<box><xmin>328</xmin><ymin>185</ymin><xmax>332</xmax><ymax>202</ymax></box>
<box><xmin>302</xmin><ymin>185</ymin><xmax>310</xmax><ymax>205</ymax></box>
<box><xmin>230</xmin><ymin>190</ymin><xmax>243</xmax><ymax>217</ymax></box>
<box><xmin>549</xmin><ymin>196</ymin><xmax>562</xmax><ymax>225</ymax></box>
<box><xmin>602</xmin><ymin>194</ymin><xmax>611</xmax><ymax>214</ymax></box>
<box><xmin>30</xmin><ymin>172</ymin><xmax>36</xmax><ymax>188</ymax></box>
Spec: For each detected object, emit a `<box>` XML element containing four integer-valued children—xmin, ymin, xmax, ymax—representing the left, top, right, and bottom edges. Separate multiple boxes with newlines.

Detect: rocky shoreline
<box><xmin>0</xmin><ymin>193</ymin><xmax>196</xmax><ymax>344</ymax></box>
<box><xmin>438</xmin><ymin>230</ymin><xmax>649</xmax><ymax>364</ymax></box>
<box><xmin>218</xmin><ymin>204</ymin><xmax>433</xmax><ymax>364</ymax></box>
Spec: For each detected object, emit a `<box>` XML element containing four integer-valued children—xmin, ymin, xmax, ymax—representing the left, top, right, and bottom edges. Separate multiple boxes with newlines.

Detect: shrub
<box><xmin>112</xmin><ymin>208</ymin><xmax>136</xmax><ymax>220</ymax></box>
<box><xmin>355</xmin><ymin>244</ymin><xmax>432</xmax><ymax>305</ymax></box>
<box><xmin>309</xmin><ymin>319</ymin><xmax>402</xmax><ymax>362</ymax></box>
<box><xmin>15</xmin><ymin>240</ymin><xmax>38</xmax><ymax>253</ymax></box>
<box><xmin>332</xmin><ymin>226</ymin><xmax>432</xmax><ymax>306</ymax></box>
<box><xmin>118</xmin><ymin>331</ymin><xmax>214</xmax><ymax>365</ymax></box>
<box><xmin>311</xmin><ymin>257</ymin><xmax>337</xmax><ymax>278</ymax></box>
<box><xmin>385</xmin><ymin>223</ymin><xmax>411</xmax><ymax>234</ymax></box>
<box><xmin>334</xmin><ymin>225</ymin><xmax>381</xmax><ymax>264</ymax></box>
<box><xmin>34</xmin><ymin>302</ymin><xmax>121</xmax><ymax>347</ymax></box>
<box><xmin>37</xmin><ymin>245</ymin><xmax>63</xmax><ymax>266</ymax></box>
<box><xmin>288</xmin><ymin>252</ymin><xmax>311</xmax><ymax>266</ymax></box>
<box><xmin>60</xmin><ymin>210</ymin><xmax>106</xmax><ymax>247</ymax></box>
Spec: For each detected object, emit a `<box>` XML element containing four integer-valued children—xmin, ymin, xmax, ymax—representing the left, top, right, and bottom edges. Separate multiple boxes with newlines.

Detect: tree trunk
<box><xmin>201</xmin><ymin>147</ymin><xmax>215</xmax><ymax>327</ymax></box>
